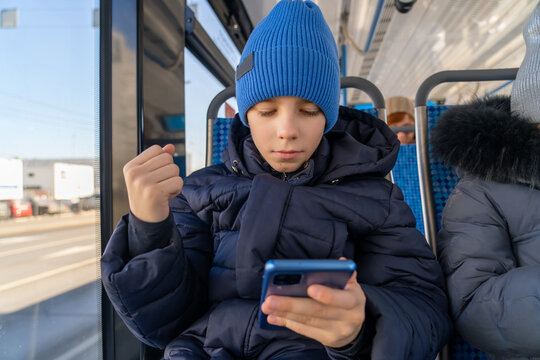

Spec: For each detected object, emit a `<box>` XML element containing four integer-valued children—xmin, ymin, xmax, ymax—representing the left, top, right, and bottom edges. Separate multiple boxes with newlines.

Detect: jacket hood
<box><xmin>432</xmin><ymin>95</ymin><xmax>540</xmax><ymax>188</ymax></box>
<box><xmin>222</xmin><ymin>106</ymin><xmax>399</xmax><ymax>183</ymax></box>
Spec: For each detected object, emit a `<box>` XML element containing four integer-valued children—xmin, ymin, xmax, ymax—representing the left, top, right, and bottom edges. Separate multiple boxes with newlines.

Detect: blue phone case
<box><xmin>258</xmin><ymin>259</ymin><xmax>356</xmax><ymax>329</ymax></box>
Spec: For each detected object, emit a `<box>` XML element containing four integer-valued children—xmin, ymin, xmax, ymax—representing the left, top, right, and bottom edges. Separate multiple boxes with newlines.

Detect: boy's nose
<box><xmin>277</xmin><ymin>114</ymin><xmax>298</xmax><ymax>140</ymax></box>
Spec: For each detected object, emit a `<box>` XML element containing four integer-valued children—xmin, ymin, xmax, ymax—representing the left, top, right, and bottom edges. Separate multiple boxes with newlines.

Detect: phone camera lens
<box><xmin>273</xmin><ymin>274</ymin><xmax>302</xmax><ymax>285</ymax></box>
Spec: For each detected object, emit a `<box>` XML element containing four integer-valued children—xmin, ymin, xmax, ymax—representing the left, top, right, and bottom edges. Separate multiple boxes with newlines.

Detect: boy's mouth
<box><xmin>273</xmin><ymin>150</ymin><xmax>302</xmax><ymax>159</ymax></box>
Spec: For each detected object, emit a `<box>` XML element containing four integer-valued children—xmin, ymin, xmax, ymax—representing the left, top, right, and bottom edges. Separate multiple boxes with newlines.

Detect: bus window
<box><xmin>185</xmin><ymin>49</ymin><xmax>235</xmax><ymax>174</ymax></box>
<box><xmin>0</xmin><ymin>1</ymin><xmax>101</xmax><ymax>359</ymax></box>
<box><xmin>187</xmin><ymin>0</ymin><xmax>241</xmax><ymax>68</ymax></box>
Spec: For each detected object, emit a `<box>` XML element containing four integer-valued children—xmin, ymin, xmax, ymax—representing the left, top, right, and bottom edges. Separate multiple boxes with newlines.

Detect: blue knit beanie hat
<box><xmin>235</xmin><ymin>0</ymin><xmax>340</xmax><ymax>133</ymax></box>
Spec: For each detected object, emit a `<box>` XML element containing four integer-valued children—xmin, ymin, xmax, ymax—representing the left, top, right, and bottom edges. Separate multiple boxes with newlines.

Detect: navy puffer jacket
<box><xmin>433</xmin><ymin>96</ymin><xmax>540</xmax><ymax>359</ymax></box>
<box><xmin>102</xmin><ymin>106</ymin><xmax>452</xmax><ymax>359</ymax></box>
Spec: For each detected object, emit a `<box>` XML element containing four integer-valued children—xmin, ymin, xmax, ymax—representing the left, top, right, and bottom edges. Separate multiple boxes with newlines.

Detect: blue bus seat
<box><xmin>211</xmin><ymin>117</ymin><xmax>234</xmax><ymax>165</ymax></box>
<box><xmin>392</xmin><ymin>144</ymin><xmax>424</xmax><ymax>234</ymax></box>
<box><xmin>426</xmin><ymin>104</ymin><xmax>488</xmax><ymax>360</ymax></box>
<box><xmin>426</xmin><ymin>105</ymin><xmax>460</xmax><ymax>228</ymax></box>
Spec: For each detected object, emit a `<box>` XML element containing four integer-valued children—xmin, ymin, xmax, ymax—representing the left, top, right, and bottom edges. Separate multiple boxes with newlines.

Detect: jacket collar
<box><xmin>238</xmin><ymin>136</ymin><xmax>325</xmax><ymax>185</ymax></box>
<box><xmin>222</xmin><ymin>106</ymin><xmax>399</xmax><ymax>184</ymax></box>
<box><xmin>432</xmin><ymin>95</ymin><xmax>540</xmax><ymax>188</ymax></box>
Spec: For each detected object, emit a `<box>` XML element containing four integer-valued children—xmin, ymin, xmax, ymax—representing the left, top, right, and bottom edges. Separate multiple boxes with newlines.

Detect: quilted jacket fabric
<box><xmin>102</xmin><ymin>106</ymin><xmax>451</xmax><ymax>359</ymax></box>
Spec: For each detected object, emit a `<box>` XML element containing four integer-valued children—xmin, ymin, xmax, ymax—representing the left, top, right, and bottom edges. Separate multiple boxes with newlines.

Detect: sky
<box><xmin>0</xmin><ymin>0</ymin><xmax>98</xmax><ymax>159</ymax></box>
<box><xmin>0</xmin><ymin>0</ymin><xmax>240</xmax><ymax>173</ymax></box>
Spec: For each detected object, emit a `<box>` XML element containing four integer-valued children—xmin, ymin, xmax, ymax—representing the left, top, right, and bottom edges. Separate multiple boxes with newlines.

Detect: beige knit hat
<box><xmin>386</xmin><ymin>96</ymin><xmax>414</xmax><ymax>117</ymax></box>
<box><xmin>511</xmin><ymin>1</ymin><xmax>540</xmax><ymax>124</ymax></box>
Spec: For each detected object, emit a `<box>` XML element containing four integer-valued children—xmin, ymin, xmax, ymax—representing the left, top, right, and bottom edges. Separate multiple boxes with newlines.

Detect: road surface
<box><xmin>0</xmin><ymin>222</ymin><xmax>102</xmax><ymax>359</ymax></box>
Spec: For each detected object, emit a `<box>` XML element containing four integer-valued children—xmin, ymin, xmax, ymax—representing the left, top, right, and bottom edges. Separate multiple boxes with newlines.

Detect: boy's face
<box><xmin>247</xmin><ymin>96</ymin><xmax>326</xmax><ymax>173</ymax></box>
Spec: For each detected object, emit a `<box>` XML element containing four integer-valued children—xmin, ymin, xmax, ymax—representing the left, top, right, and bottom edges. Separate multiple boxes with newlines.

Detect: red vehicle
<box><xmin>8</xmin><ymin>199</ymin><xmax>33</xmax><ymax>217</ymax></box>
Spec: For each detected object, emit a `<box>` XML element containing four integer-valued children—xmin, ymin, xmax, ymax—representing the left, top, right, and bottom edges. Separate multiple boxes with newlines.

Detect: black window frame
<box><xmin>100</xmin><ymin>0</ymin><xmax>240</xmax><ymax>358</ymax></box>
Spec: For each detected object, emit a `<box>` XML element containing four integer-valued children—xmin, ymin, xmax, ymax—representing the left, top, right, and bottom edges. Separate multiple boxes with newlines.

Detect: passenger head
<box><xmin>386</xmin><ymin>96</ymin><xmax>415</xmax><ymax>144</ymax></box>
<box><xmin>511</xmin><ymin>1</ymin><xmax>540</xmax><ymax>128</ymax></box>
<box><xmin>235</xmin><ymin>0</ymin><xmax>340</xmax><ymax>172</ymax></box>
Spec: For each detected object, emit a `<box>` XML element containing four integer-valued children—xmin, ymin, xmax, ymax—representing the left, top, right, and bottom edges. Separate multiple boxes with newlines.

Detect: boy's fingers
<box><xmin>270</xmin><ymin>307</ymin><xmax>345</xmax><ymax>327</ymax></box>
<box><xmin>142</xmin><ymin>152</ymin><xmax>175</xmax><ymax>173</ymax></box>
<box><xmin>263</xmin><ymin>296</ymin><xmax>327</xmax><ymax>316</ymax></box>
<box><xmin>148</xmin><ymin>163</ymin><xmax>181</xmax><ymax>184</ymax></box>
<box><xmin>162</xmin><ymin>143</ymin><xmax>175</xmax><ymax>156</ymax></box>
<box><xmin>307</xmin><ymin>285</ymin><xmax>359</xmax><ymax>309</ymax></box>
<box><xmin>128</xmin><ymin>145</ymin><xmax>164</xmax><ymax>166</ymax></box>
<box><xmin>159</xmin><ymin>176</ymin><xmax>184</xmax><ymax>198</ymax></box>
<box><xmin>263</xmin><ymin>294</ymin><xmax>352</xmax><ymax>319</ymax></box>
<box><xmin>345</xmin><ymin>271</ymin><xmax>358</xmax><ymax>287</ymax></box>
<box><xmin>127</xmin><ymin>144</ymin><xmax>175</xmax><ymax>169</ymax></box>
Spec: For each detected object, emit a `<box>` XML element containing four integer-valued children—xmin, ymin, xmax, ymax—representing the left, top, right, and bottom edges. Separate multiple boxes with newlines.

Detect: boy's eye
<box><xmin>301</xmin><ymin>109</ymin><xmax>321</xmax><ymax>116</ymax></box>
<box><xmin>258</xmin><ymin>110</ymin><xmax>276</xmax><ymax>117</ymax></box>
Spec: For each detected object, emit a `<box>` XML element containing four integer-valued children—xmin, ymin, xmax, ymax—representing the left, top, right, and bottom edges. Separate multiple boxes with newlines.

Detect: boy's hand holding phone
<box><xmin>260</xmin><ymin>259</ymin><xmax>366</xmax><ymax>348</ymax></box>
<box><xmin>123</xmin><ymin>144</ymin><xmax>183</xmax><ymax>223</ymax></box>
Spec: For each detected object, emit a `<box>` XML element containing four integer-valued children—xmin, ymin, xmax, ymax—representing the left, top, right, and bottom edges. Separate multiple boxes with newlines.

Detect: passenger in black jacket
<box><xmin>101</xmin><ymin>1</ymin><xmax>452</xmax><ymax>359</ymax></box>
<box><xmin>432</xmin><ymin>5</ymin><xmax>540</xmax><ymax>359</ymax></box>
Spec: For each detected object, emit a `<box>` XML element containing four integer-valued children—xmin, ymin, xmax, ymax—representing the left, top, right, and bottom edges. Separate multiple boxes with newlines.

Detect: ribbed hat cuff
<box><xmin>237</xmin><ymin>46</ymin><xmax>340</xmax><ymax>133</ymax></box>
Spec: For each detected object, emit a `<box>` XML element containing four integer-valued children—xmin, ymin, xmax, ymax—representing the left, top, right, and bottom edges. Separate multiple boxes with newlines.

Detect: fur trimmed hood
<box><xmin>432</xmin><ymin>95</ymin><xmax>540</xmax><ymax>188</ymax></box>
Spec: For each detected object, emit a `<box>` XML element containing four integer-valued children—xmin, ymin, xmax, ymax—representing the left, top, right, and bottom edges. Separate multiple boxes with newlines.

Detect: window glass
<box><xmin>0</xmin><ymin>1</ymin><xmax>101</xmax><ymax>359</ymax></box>
<box><xmin>187</xmin><ymin>0</ymin><xmax>241</xmax><ymax>68</ymax></box>
<box><xmin>184</xmin><ymin>1</ymin><xmax>241</xmax><ymax>174</ymax></box>
<box><xmin>185</xmin><ymin>48</ymin><xmax>235</xmax><ymax>174</ymax></box>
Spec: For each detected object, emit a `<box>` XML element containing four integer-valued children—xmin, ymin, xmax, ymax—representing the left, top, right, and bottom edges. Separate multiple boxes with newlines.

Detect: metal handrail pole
<box><xmin>341</xmin><ymin>76</ymin><xmax>385</xmax><ymax>109</ymax></box>
<box><xmin>205</xmin><ymin>85</ymin><xmax>236</xmax><ymax>166</ymax></box>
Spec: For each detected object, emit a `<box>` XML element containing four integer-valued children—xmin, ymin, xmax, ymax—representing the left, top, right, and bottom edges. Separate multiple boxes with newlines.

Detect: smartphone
<box><xmin>258</xmin><ymin>259</ymin><xmax>356</xmax><ymax>329</ymax></box>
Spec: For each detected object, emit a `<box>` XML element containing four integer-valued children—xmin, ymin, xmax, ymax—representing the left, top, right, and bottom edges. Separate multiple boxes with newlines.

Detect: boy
<box><xmin>102</xmin><ymin>1</ymin><xmax>451</xmax><ymax>359</ymax></box>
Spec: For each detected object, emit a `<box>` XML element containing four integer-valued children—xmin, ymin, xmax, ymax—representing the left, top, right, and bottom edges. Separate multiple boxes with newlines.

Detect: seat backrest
<box><xmin>415</xmin><ymin>68</ymin><xmax>518</xmax><ymax>360</ymax></box>
<box><xmin>392</xmin><ymin>143</ymin><xmax>424</xmax><ymax>234</ymax></box>
<box><xmin>211</xmin><ymin>117</ymin><xmax>234</xmax><ymax>165</ymax></box>
<box><xmin>426</xmin><ymin>105</ymin><xmax>459</xmax><ymax>229</ymax></box>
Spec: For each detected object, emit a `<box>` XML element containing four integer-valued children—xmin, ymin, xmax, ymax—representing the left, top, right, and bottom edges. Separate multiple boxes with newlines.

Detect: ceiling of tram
<box><xmin>242</xmin><ymin>0</ymin><xmax>537</xmax><ymax>105</ymax></box>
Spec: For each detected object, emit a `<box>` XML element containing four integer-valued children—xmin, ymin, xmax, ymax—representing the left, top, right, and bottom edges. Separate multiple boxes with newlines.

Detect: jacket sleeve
<box><xmin>328</xmin><ymin>184</ymin><xmax>452</xmax><ymax>360</ymax></box>
<box><xmin>437</xmin><ymin>179</ymin><xmax>540</xmax><ymax>357</ymax></box>
<box><xmin>325</xmin><ymin>310</ymin><xmax>374</xmax><ymax>359</ymax></box>
<box><xmin>101</xmin><ymin>195</ymin><xmax>213</xmax><ymax>349</ymax></box>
